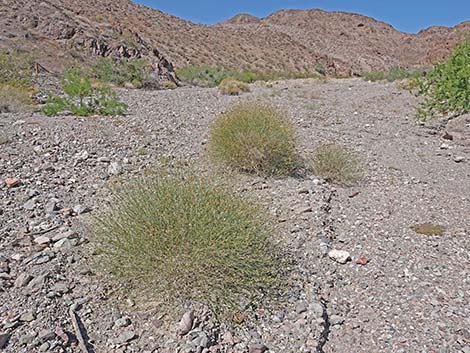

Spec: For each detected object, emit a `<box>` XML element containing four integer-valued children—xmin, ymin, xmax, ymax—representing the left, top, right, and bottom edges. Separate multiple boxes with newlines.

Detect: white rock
<box><xmin>34</xmin><ymin>236</ymin><xmax>51</xmax><ymax>245</ymax></box>
<box><xmin>328</xmin><ymin>249</ymin><xmax>351</xmax><ymax>264</ymax></box>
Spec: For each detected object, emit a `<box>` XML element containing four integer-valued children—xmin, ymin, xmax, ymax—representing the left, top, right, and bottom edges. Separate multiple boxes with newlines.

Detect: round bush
<box><xmin>218</xmin><ymin>78</ymin><xmax>250</xmax><ymax>95</ymax></box>
<box><xmin>209</xmin><ymin>103</ymin><xmax>298</xmax><ymax>176</ymax></box>
<box><xmin>94</xmin><ymin>175</ymin><xmax>282</xmax><ymax>318</ymax></box>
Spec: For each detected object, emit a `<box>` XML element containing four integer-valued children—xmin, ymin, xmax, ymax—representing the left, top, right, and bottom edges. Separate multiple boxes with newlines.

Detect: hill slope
<box><xmin>1</xmin><ymin>0</ymin><xmax>469</xmax><ymax>76</ymax></box>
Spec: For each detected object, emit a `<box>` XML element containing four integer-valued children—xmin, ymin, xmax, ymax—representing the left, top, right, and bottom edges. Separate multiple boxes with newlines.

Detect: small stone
<box><xmin>0</xmin><ymin>333</ymin><xmax>10</xmax><ymax>349</ymax></box>
<box><xmin>52</xmin><ymin>230</ymin><xmax>77</xmax><ymax>242</ymax></box>
<box><xmin>295</xmin><ymin>301</ymin><xmax>308</xmax><ymax>314</ymax></box>
<box><xmin>114</xmin><ymin>331</ymin><xmax>136</xmax><ymax>345</ymax></box>
<box><xmin>19</xmin><ymin>334</ymin><xmax>35</xmax><ymax>345</ymax></box>
<box><xmin>39</xmin><ymin>342</ymin><xmax>50</xmax><ymax>352</ymax></box>
<box><xmin>310</xmin><ymin>302</ymin><xmax>324</xmax><ymax>319</ymax></box>
<box><xmin>15</xmin><ymin>273</ymin><xmax>33</xmax><ymax>288</ymax></box>
<box><xmin>5</xmin><ymin>178</ymin><xmax>20</xmax><ymax>188</ymax></box>
<box><xmin>461</xmin><ymin>346</ymin><xmax>470</xmax><ymax>353</ymax></box>
<box><xmin>356</xmin><ymin>256</ymin><xmax>369</xmax><ymax>265</ymax></box>
<box><xmin>178</xmin><ymin>311</ymin><xmax>194</xmax><ymax>336</ymax></box>
<box><xmin>23</xmin><ymin>199</ymin><xmax>37</xmax><ymax>211</ymax></box>
<box><xmin>454</xmin><ymin>156</ymin><xmax>465</xmax><ymax>163</ymax></box>
<box><xmin>108</xmin><ymin>162</ymin><xmax>123</xmax><ymax>175</ymax></box>
<box><xmin>114</xmin><ymin>317</ymin><xmax>131</xmax><ymax>328</ymax></box>
<box><xmin>44</xmin><ymin>199</ymin><xmax>59</xmax><ymax>215</ymax></box>
<box><xmin>20</xmin><ymin>310</ymin><xmax>36</xmax><ymax>322</ymax></box>
<box><xmin>328</xmin><ymin>249</ymin><xmax>351</xmax><ymax>264</ymax></box>
<box><xmin>191</xmin><ymin>331</ymin><xmax>209</xmax><ymax>348</ymax></box>
<box><xmin>73</xmin><ymin>204</ymin><xmax>91</xmax><ymax>215</ymax></box>
<box><xmin>249</xmin><ymin>343</ymin><xmax>269</xmax><ymax>353</ymax></box>
<box><xmin>54</xmin><ymin>238</ymin><xmax>75</xmax><ymax>249</ymax></box>
<box><xmin>28</xmin><ymin>274</ymin><xmax>46</xmax><ymax>289</ymax></box>
<box><xmin>34</xmin><ymin>236</ymin><xmax>51</xmax><ymax>245</ymax></box>
<box><xmin>296</xmin><ymin>205</ymin><xmax>313</xmax><ymax>214</ymax></box>
<box><xmin>440</xmin><ymin>143</ymin><xmax>450</xmax><ymax>150</ymax></box>
<box><xmin>38</xmin><ymin>329</ymin><xmax>55</xmax><ymax>342</ymax></box>
<box><xmin>330</xmin><ymin>315</ymin><xmax>345</xmax><ymax>326</ymax></box>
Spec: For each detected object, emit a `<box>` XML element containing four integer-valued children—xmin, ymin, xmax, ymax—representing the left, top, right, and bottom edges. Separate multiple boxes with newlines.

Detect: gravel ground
<box><xmin>0</xmin><ymin>78</ymin><xmax>469</xmax><ymax>353</ymax></box>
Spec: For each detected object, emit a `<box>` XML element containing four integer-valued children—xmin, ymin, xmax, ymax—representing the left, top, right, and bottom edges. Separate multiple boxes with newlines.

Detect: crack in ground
<box><xmin>316</xmin><ymin>298</ymin><xmax>331</xmax><ymax>353</ymax></box>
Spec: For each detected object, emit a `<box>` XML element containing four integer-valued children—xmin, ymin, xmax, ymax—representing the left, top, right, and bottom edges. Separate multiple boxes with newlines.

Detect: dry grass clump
<box><xmin>312</xmin><ymin>143</ymin><xmax>363</xmax><ymax>185</ymax></box>
<box><xmin>93</xmin><ymin>175</ymin><xmax>283</xmax><ymax>319</ymax></box>
<box><xmin>209</xmin><ymin>103</ymin><xmax>298</xmax><ymax>176</ymax></box>
<box><xmin>410</xmin><ymin>223</ymin><xmax>445</xmax><ymax>236</ymax></box>
<box><xmin>218</xmin><ymin>78</ymin><xmax>250</xmax><ymax>95</ymax></box>
<box><xmin>0</xmin><ymin>84</ymin><xmax>33</xmax><ymax>113</ymax></box>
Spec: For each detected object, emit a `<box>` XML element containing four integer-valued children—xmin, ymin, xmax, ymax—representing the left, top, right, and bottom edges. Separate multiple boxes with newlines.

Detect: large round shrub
<box><xmin>94</xmin><ymin>175</ymin><xmax>282</xmax><ymax>318</ymax></box>
<box><xmin>209</xmin><ymin>103</ymin><xmax>298</xmax><ymax>176</ymax></box>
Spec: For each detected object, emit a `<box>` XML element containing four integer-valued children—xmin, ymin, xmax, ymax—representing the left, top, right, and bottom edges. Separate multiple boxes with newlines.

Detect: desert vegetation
<box><xmin>91</xmin><ymin>57</ymin><xmax>153</xmax><ymax>88</ymax></box>
<box><xmin>93</xmin><ymin>174</ymin><xmax>283</xmax><ymax>319</ymax></box>
<box><xmin>312</xmin><ymin>143</ymin><xmax>363</xmax><ymax>185</ymax></box>
<box><xmin>209</xmin><ymin>103</ymin><xmax>299</xmax><ymax>176</ymax></box>
<box><xmin>416</xmin><ymin>39</ymin><xmax>470</xmax><ymax>119</ymax></box>
<box><xmin>218</xmin><ymin>78</ymin><xmax>250</xmax><ymax>95</ymax></box>
<box><xmin>362</xmin><ymin>67</ymin><xmax>425</xmax><ymax>82</ymax></box>
<box><xmin>42</xmin><ymin>68</ymin><xmax>127</xmax><ymax>117</ymax></box>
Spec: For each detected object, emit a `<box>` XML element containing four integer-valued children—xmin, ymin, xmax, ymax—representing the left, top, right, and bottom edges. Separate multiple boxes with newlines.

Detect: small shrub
<box><xmin>312</xmin><ymin>143</ymin><xmax>362</xmax><ymax>185</ymax></box>
<box><xmin>93</xmin><ymin>175</ymin><xmax>283</xmax><ymax>319</ymax></box>
<box><xmin>209</xmin><ymin>103</ymin><xmax>298</xmax><ymax>176</ymax></box>
<box><xmin>362</xmin><ymin>67</ymin><xmax>425</xmax><ymax>82</ymax></box>
<box><xmin>42</xmin><ymin>68</ymin><xmax>127</xmax><ymax>117</ymax></box>
<box><xmin>92</xmin><ymin>58</ymin><xmax>152</xmax><ymax>88</ymax></box>
<box><xmin>411</xmin><ymin>223</ymin><xmax>445</xmax><ymax>236</ymax></box>
<box><xmin>416</xmin><ymin>39</ymin><xmax>470</xmax><ymax>119</ymax></box>
<box><xmin>218</xmin><ymin>78</ymin><xmax>250</xmax><ymax>95</ymax></box>
<box><xmin>0</xmin><ymin>84</ymin><xmax>33</xmax><ymax>113</ymax></box>
<box><xmin>0</xmin><ymin>49</ymin><xmax>34</xmax><ymax>87</ymax></box>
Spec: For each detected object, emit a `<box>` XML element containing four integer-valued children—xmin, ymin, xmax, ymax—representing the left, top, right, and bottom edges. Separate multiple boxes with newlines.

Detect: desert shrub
<box><xmin>0</xmin><ymin>84</ymin><xmax>34</xmax><ymax>113</ymax></box>
<box><xmin>92</xmin><ymin>58</ymin><xmax>151</xmax><ymax>88</ymax></box>
<box><xmin>416</xmin><ymin>39</ymin><xmax>470</xmax><ymax>119</ymax></box>
<box><xmin>0</xmin><ymin>49</ymin><xmax>34</xmax><ymax>88</ymax></box>
<box><xmin>42</xmin><ymin>68</ymin><xmax>127</xmax><ymax>117</ymax></box>
<box><xmin>218</xmin><ymin>78</ymin><xmax>250</xmax><ymax>95</ymax></box>
<box><xmin>176</xmin><ymin>65</ymin><xmax>283</xmax><ymax>87</ymax></box>
<box><xmin>312</xmin><ymin>143</ymin><xmax>362</xmax><ymax>185</ymax></box>
<box><xmin>209</xmin><ymin>103</ymin><xmax>298</xmax><ymax>176</ymax></box>
<box><xmin>363</xmin><ymin>67</ymin><xmax>425</xmax><ymax>82</ymax></box>
<box><xmin>93</xmin><ymin>175</ymin><xmax>283</xmax><ymax>319</ymax></box>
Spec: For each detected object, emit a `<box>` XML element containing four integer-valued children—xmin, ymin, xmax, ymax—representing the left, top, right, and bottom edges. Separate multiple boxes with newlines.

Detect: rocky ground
<box><xmin>0</xmin><ymin>78</ymin><xmax>469</xmax><ymax>353</ymax></box>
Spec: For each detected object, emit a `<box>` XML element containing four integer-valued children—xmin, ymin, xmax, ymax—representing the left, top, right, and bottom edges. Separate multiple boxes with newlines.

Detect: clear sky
<box><xmin>134</xmin><ymin>0</ymin><xmax>469</xmax><ymax>34</ymax></box>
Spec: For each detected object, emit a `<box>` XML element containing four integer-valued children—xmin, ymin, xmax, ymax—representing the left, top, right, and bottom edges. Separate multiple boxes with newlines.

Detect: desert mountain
<box><xmin>1</xmin><ymin>0</ymin><xmax>469</xmax><ymax>76</ymax></box>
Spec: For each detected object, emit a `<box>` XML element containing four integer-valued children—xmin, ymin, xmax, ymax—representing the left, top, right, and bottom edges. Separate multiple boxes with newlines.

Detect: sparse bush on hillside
<box><xmin>209</xmin><ymin>103</ymin><xmax>298</xmax><ymax>176</ymax></box>
<box><xmin>93</xmin><ymin>175</ymin><xmax>283</xmax><ymax>319</ymax></box>
<box><xmin>312</xmin><ymin>143</ymin><xmax>363</xmax><ymax>185</ymax></box>
<box><xmin>42</xmin><ymin>68</ymin><xmax>127</xmax><ymax>117</ymax></box>
<box><xmin>362</xmin><ymin>67</ymin><xmax>425</xmax><ymax>82</ymax></box>
<box><xmin>0</xmin><ymin>49</ymin><xmax>35</xmax><ymax>88</ymax></box>
<box><xmin>218</xmin><ymin>78</ymin><xmax>250</xmax><ymax>95</ymax></box>
<box><xmin>416</xmin><ymin>39</ymin><xmax>470</xmax><ymax>119</ymax></box>
<box><xmin>0</xmin><ymin>84</ymin><xmax>34</xmax><ymax>113</ymax></box>
<box><xmin>91</xmin><ymin>57</ymin><xmax>152</xmax><ymax>88</ymax></box>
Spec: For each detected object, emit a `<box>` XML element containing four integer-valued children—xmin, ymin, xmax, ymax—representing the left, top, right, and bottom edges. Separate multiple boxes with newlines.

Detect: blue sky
<box><xmin>134</xmin><ymin>0</ymin><xmax>469</xmax><ymax>34</ymax></box>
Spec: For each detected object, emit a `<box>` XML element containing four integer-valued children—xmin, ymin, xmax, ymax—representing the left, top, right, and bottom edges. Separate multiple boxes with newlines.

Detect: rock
<box><xmin>28</xmin><ymin>274</ymin><xmax>46</xmax><ymax>289</ymax></box>
<box><xmin>461</xmin><ymin>346</ymin><xmax>470</xmax><ymax>353</ymax></box>
<box><xmin>5</xmin><ymin>178</ymin><xmax>20</xmax><ymax>188</ymax></box>
<box><xmin>114</xmin><ymin>317</ymin><xmax>131</xmax><ymax>328</ymax></box>
<box><xmin>44</xmin><ymin>199</ymin><xmax>59</xmax><ymax>214</ymax></box>
<box><xmin>114</xmin><ymin>330</ymin><xmax>136</xmax><ymax>345</ymax></box>
<box><xmin>328</xmin><ymin>249</ymin><xmax>351</xmax><ymax>264</ymax></box>
<box><xmin>453</xmin><ymin>156</ymin><xmax>465</xmax><ymax>163</ymax></box>
<box><xmin>23</xmin><ymin>198</ymin><xmax>37</xmax><ymax>211</ymax></box>
<box><xmin>20</xmin><ymin>310</ymin><xmax>36</xmax><ymax>322</ymax></box>
<box><xmin>296</xmin><ymin>205</ymin><xmax>313</xmax><ymax>214</ymax></box>
<box><xmin>108</xmin><ymin>162</ymin><xmax>123</xmax><ymax>175</ymax></box>
<box><xmin>356</xmin><ymin>256</ymin><xmax>369</xmax><ymax>265</ymax></box>
<box><xmin>19</xmin><ymin>334</ymin><xmax>35</xmax><ymax>345</ymax></box>
<box><xmin>52</xmin><ymin>230</ymin><xmax>77</xmax><ymax>242</ymax></box>
<box><xmin>295</xmin><ymin>301</ymin><xmax>308</xmax><ymax>314</ymax></box>
<box><xmin>34</xmin><ymin>236</ymin><xmax>51</xmax><ymax>245</ymax></box>
<box><xmin>177</xmin><ymin>311</ymin><xmax>194</xmax><ymax>336</ymax></box>
<box><xmin>15</xmin><ymin>273</ymin><xmax>33</xmax><ymax>288</ymax></box>
<box><xmin>310</xmin><ymin>302</ymin><xmax>324</xmax><ymax>319</ymax></box>
<box><xmin>54</xmin><ymin>238</ymin><xmax>75</xmax><ymax>249</ymax></box>
<box><xmin>191</xmin><ymin>331</ymin><xmax>209</xmax><ymax>348</ymax></box>
<box><xmin>249</xmin><ymin>343</ymin><xmax>269</xmax><ymax>353</ymax></box>
<box><xmin>39</xmin><ymin>342</ymin><xmax>50</xmax><ymax>352</ymax></box>
<box><xmin>329</xmin><ymin>315</ymin><xmax>345</xmax><ymax>326</ymax></box>
<box><xmin>73</xmin><ymin>204</ymin><xmax>91</xmax><ymax>215</ymax></box>
<box><xmin>0</xmin><ymin>333</ymin><xmax>10</xmax><ymax>349</ymax></box>
<box><xmin>38</xmin><ymin>329</ymin><xmax>55</xmax><ymax>342</ymax></box>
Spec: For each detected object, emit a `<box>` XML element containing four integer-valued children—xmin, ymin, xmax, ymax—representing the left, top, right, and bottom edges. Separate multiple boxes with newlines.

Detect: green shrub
<box><xmin>312</xmin><ymin>143</ymin><xmax>362</xmax><ymax>185</ymax></box>
<box><xmin>363</xmin><ymin>67</ymin><xmax>425</xmax><ymax>82</ymax></box>
<box><xmin>218</xmin><ymin>78</ymin><xmax>250</xmax><ymax>95</ymax></box>
<box><xmin>92</xmin><ymin>58</ymin><xmax>151</xmax><ymax>88</ymax></box>
<box><xmin>209</xmin><ymin>103</ymin><xmax>298</xmax><ymax>176</ymax></box>
<box><xmin>0</xmin><ymin>84</ymin><xmax>34</xmax><ymax>113</ymax></box>
<box><xmin>416</xmin><ymin>39</ymin><xmax>470</xmax><ymax>119</ymax></box>
<box><xmin>42</xmin><ymin>68</ymin><xmax>127</xmax><ymax>117</ymax></box>
<box><xmin>93</xmin><ymin>175</ymin><xmax>282</xmax><ymax>319</ymax></box>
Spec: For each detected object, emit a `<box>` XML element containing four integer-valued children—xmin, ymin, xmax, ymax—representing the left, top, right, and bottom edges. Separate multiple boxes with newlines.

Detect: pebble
<box><xmin>295</xmin><ymin>301</ymin><xmax>308</xmax><ymax>314</ymax></box>
<box><xmin>114</xmin><ymin>317</ymin><xmax>131</xmax><ymax>328</ymax></box>
<box><xmin>5</xmin><ymin>178</ymin><xmax>21</xmax><ymax>188</ymax></box>
<box><xmin>329</xmin><ymin>315</ymin><xmax>345</xmax><ymax>326</ymax></box>
<box><xmin>39</xmin><ymin>342</ymin><xmax>50</xmax><ymax>352</ymax></box>
<box><xmin>328</xmin><ymin>249</ymin><xmax>351</xmax><ymax>264</ymax></box>
<box><xmin>178</xmin><ymin>311</ymin><xmax>194</xmax><ymax>336</ymax></box>
<box><xmin>34</xmin><ymin>236</ymin><xmax>51</xmax><ymax>245</ymax></box>
<box><xmin>73</xmin><ymin>204</ymin><xmax>91</xmax><ymax>215</ymax></box>
<box><xmin>453</xmin><ymin>156</ymin><xmax>465</xmax><ymax>163</ymax></box>
<box><xmin>309</xmin><ymin>302</ymin><xmax>324</xmax><ymax>319</ymax></box>
<box><xmin>249</xmin><ymin>343</ymin><xmax>269</xmax><ymax>353</ymax></box>
<box><xmin>0</xmin><ymin>333</ymin><xmax>10</xmax><ymax>349</ymax></box>
<box><xmin>20</xmin><ymin>310</ymin><xmax>36</xmax><ymax>322</ymax></box>
<box><xmin>108</xmin><ymin>161</ymin><xmax>123</xmax><ymax>175</ymax></box>
<box><xmin>114</xmin><ymin>330</ymin><xmax>137</xmax><ymax>345</ymax></box>
<box><xmin>14</xmin><ymin>273</ymin><xmax>33</xmax><ymax>288</ymax></box>
<box><xmin>23</xmin><ymin>199</ymin><xmax>37</xmax><ymax>211</ymax></box>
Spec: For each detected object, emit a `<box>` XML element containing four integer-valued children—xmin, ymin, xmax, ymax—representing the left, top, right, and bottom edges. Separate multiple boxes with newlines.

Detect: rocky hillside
<box><xmin>0</xmin><ymin>0</ymin><xmax>469</xmax><ymax>76</ymax></box>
